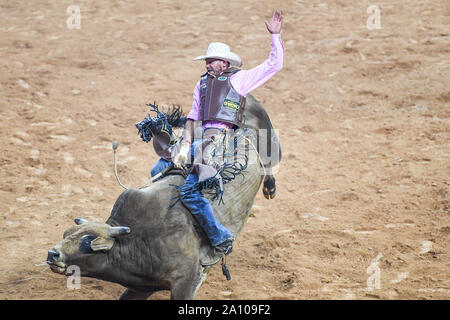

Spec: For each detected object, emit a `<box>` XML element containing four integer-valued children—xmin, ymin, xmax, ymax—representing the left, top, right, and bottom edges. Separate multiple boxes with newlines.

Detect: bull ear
<box><xmin>90</xmin><ymin>237</ymin><xmax>115</xmax><ymax>252</ymax></box>
<box><xmin>75</xmin><ymin>218</ymin><xmax>89</xmax><ymax>225</ymax></box>
<box><xmin>108</xmin><ymin>226</ymin><xmax>131</xmax><ymax>237</ymax></box>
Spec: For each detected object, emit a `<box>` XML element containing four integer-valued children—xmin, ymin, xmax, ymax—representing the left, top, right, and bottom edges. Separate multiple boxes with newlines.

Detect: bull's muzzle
<box><xmin>47</xmin><ymin>249</ymin><xmax>66</xmax><ymax>274</ymax></box>
<box><xmin>47</xmin><ymin>249</ymin><xmax>60</xmax><ymax>262</ymax></box>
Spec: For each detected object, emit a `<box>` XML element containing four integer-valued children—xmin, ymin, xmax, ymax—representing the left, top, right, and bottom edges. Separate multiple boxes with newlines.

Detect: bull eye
<box><xmin>79</xmin><ymin>235</ymin><xmax>97</xmax><ymax>253</ymax></box>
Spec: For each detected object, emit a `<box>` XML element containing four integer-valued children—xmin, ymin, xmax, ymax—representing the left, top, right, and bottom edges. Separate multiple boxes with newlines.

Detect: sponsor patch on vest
<box><xmin>217</xmin><ymin>76</ymin><xmax>227</xmax><ymax>81</ymax></box>
<box><xmin>222</xmin><ymin>99</ymin><xmax>240</xmax><ymax>111</ymax></box>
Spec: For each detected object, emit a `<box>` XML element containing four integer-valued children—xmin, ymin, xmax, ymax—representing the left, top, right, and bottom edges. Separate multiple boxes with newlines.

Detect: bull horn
<box><xmin>108</xmin><ymin>226</ymin><xmax>131</xmax><ymax>237</ymax></box>
<box><xmin>75</xmin><ymin>218</ymin><xmax>89</xmax><ymax>225</ymax></box>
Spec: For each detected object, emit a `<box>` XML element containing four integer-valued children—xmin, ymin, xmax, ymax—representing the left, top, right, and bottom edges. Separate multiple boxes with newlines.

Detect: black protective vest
<box><xmin>200</xmin><ymin>67</ymin><xmax>246</xmax><ymax>128</ymax></box>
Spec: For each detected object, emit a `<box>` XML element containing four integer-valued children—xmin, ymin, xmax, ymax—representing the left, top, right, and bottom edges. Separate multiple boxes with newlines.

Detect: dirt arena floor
<box><xmin>0</xmin><ymin>0</ymin><xmax>448</xmax><ymax>300</ymax></box>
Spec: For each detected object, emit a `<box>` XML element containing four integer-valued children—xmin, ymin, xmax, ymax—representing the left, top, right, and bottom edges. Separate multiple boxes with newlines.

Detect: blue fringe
<box><xmin>167</xmin><ymin>130</ymin><xmax>250</xmax><ymax>209</ymax></box>
<box><xmin>136</xmin><ymin>101</ymin><xmax>186</xmax><ymax>143</ymax></box>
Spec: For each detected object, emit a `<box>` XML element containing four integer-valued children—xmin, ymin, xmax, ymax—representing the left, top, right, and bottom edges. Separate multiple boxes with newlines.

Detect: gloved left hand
<box><xmin>173</xmin><ymin>141</ymin><xmax>190</xmax><ymax>168</ymax></box>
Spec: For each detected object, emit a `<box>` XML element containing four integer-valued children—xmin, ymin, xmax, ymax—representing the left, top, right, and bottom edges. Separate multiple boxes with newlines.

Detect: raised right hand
<box><xmin>265</xmin><ymin>10</ymin><xmax>283</xmax><ymax>34</ymax></box>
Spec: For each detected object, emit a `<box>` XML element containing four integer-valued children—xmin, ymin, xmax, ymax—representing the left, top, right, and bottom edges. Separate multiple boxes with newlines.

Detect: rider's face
<box><xmin>205</xmin><ymin>58</ymin><xmax>228</xmax><ymax>76</ymax></box>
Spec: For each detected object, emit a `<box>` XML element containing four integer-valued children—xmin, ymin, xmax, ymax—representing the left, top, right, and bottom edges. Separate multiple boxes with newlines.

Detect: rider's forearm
<box><xmin>230</xmin><ymin>34</ymin><xmax>284</xmax><ymax>97</ymax></box>
<box><xmin>182</xmin><ymin>119</ymin><xmax>195</xmax><ymax>145</ymax></box>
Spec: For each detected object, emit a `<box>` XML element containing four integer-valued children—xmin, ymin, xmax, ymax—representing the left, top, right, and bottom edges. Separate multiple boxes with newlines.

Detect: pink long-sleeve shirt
<box><xmin>187</xmin><ymin>33</ymin><xmax>284</xmax><ymax>129</ymax></box>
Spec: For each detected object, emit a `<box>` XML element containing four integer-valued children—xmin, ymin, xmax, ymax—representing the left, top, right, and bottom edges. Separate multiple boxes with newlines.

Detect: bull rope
<box><xmin>243</xmin><ymin>135</ymin><xmax>267</xmax><ymax>181</ymax></box>
<box><xmin>112</xmin><ymin>131</ymin><xmax>267</xmax><ymax>191</ymax></box>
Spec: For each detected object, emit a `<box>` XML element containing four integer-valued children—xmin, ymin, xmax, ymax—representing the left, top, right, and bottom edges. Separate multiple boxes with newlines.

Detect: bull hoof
<box><xmin>263</xmin><ymin>176</ymin><xmax>276</xmax><ymax>199</ymax></box>
<box><xmin>263</xmin><ymin>187</ymin><xmax>276</xmax><ymax>199</ymax></box>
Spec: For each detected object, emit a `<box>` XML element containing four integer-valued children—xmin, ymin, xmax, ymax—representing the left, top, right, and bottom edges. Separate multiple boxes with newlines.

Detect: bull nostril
<box><xmin>47</xmin><ymin>249</ymin><xmax>60</xmax><ymax>262</ymax></box>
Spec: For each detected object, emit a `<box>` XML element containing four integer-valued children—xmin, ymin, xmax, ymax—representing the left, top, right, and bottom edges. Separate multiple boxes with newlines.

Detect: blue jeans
<box><xmin>180</xmin><ymin>173</ymin><xmax>232</xmax><ymax>246</ymax></box>
<box><xmin>151</xmin><ymin>140</ymin><xmax>232</xmax><ymax>246</ymax></box>
<box><xmin>150</xmin><ymin>158</ymin><xmax>173</xmax><ymax>180</ymax></box>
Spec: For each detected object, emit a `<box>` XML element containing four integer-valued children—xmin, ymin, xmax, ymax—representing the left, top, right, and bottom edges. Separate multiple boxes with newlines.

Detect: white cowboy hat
<box><xmin>194</xmin><ymin>42</ymin><xmax>242</xmax><ymax>67</ymax></box>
